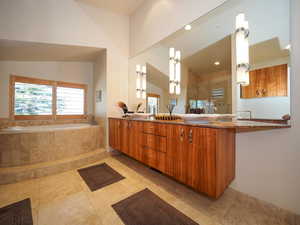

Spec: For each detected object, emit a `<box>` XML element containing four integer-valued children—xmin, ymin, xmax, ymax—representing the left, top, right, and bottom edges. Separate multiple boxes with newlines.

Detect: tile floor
<box><xmin>0</xmin><ymin>153</ymin><xmax>299</xmax><ymax>225</ymax></box>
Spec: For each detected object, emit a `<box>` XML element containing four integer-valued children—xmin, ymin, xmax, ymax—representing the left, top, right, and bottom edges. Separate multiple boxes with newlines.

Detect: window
<box><xmin>211</xmin><ymin>88</ymin><xmax>224</xmax><ymax>99</ymax></box>
<box><xmin>146</xmin><ymin>93</ymin><xmax>160</xmax><ymax>114</ymax></box>
<box><xmin>10</xmin><ymin>75</ymin><xmax>87</xmax><ymax>120</ymax></box>
<box><xmin>189</xmin><ymin>99</ymin><xmax>207</xmax><ymax>109</ymax></box>
<box><xmin>15</xmin><ymin>82</ymin><xmax>53</xmax><ymax>116</ymax></box>
<box><xmin>57</xmin><ymin>87</ymin><xmax>84</xmax><ymax>115</ymax></box>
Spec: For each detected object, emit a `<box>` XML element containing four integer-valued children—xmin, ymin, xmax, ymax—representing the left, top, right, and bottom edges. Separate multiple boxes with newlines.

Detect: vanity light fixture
<box><xmin>136</xmin><ymin>65</ymin><xmax>147</xmax><ymax>99</ymax></box>
<box><xmin>184</xmin><ymin>24</ymin><xmax>192</xmax><ymax>30</ymax></box>
<box><xmin>235</xmin><ymin>13</ymin><xmax>250</xmax><ymax>86</ymax></box>
<box><xmin>169</xmin><ymin>48</ymin><xmax>181</xmax><ymax>95</ymax></box>
<box><xmin>214</xmin><ymin>61</ymin><xmax>220</xmax><ymax>66</ymax></box>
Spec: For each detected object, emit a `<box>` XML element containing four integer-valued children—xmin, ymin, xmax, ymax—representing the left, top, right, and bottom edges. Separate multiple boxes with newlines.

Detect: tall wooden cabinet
<box><xmin>241</xmin><ymin>64</ymin><xmax>288</xmax><ymax>98</ymax></box>
<box><xmin>108</xmin><ymin>118</ymin><xmax>236</xmax><ymax>199</ymax></box>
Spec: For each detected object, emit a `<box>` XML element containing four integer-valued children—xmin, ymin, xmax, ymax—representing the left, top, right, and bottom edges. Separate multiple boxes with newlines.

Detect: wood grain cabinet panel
<box><xmin>143</xmin><ymin>122</ymin><xmax>167</xmax><ymax>136</ymax></box>
<box><xmin>109</xmin><ymin>118</ymin><xmax>235</xmax><ymax>199</ymax></box>
<box><xmin>166</xmin><ymin>125</ymin><xmax>190</xmax><ymax>184</ymax></box>
<box><xmin>142</xmin><ymin>146</ymin><xmax>157</xmax><ymax>168</ymax></box>
<box><xmin>108</xmin><ymin>118</ymin><xmax>120</xmax><ymax>150</ymax></box>
<box><xmin>241</xmin><ymin>64</ymin><xmax>288</xmax><ymax>98</ymax></box>
<box><xmin>142</xmin><ymin>133</ymin><xmax>167</xmax><ymax>153</ymax></box>
<box><xmin>128</xmin><ymin>121</ymin><xmax>143</xmax><ymax>160</ymax></box>
<box><xmin>120</xmin><ymin>120</ymin><xmax>130</xmax><ymax>154</ymax></box>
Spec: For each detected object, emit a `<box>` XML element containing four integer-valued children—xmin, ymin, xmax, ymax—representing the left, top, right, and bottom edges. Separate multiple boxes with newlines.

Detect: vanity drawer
<box><xmin>142</xmin><ymin>133</ymin><xmax>167</xmax><ymax>153</ymax></box>
<box><xmin>143</xmin><ymin>147</ymin><xmax>157</xmax><ymax>168</ymax></box>
<box><xmin>143</xmin><ymin>122</ymin><xmax>167</xmax><ymax>136</ymax></box>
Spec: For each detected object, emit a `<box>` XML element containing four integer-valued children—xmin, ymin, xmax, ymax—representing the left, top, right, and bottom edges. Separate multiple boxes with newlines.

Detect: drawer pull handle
<box><xmin>180</xmin><ymin>128</ymin><xmax>184</xmax><ymax>141</ymax></box>
<box><xmin>188</xmin><ymin>129</ymin><xmax>193</xmax><ymax>144</ymax></box>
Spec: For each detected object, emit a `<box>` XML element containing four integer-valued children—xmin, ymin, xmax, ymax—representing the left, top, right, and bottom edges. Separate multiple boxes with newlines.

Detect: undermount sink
<box><xmin>181</xmin><ymin>114</ymin><xmax>235</xmax><ymax>122</ymax></box>
<box><xmin>185</xmin><ymin>120</ymin><xmax>210</xmax><ymax>125</ymax></box>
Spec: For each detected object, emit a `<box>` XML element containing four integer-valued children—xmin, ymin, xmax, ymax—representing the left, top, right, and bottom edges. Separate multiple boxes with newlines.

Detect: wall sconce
<box><xmin>169</xmin><ymin>48</ymin><xmax>181</xmax><ymax>95</ymax></box>
<box><xmin>136</xmin><ymin>65</ymin><xmax>146</xmax><ymax>99</ymax></box>
<box><xmin>235</xmin><ymin>13</ymin><xmax>250</xmax><ymax>86</ymax></box>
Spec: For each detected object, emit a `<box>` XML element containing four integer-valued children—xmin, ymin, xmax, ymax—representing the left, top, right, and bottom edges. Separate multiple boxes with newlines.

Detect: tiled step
<box><xmin>0</xmin><ymin>149</ymin><xmax>109</xmax><ymax>184</ymax></box>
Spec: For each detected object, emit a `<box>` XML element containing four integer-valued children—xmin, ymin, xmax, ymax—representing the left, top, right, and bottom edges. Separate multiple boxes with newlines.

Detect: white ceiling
<box><xmin>77</xmin><ymin>0</ymin><xmax>145</xmax><ymax>15</ymax></box>
<box><xmin>182</xmin><ymin>36</ymin><xmax>232</xmax><ymax>74</ymax></box>
<box><xmin>161</xmin><ymin>0</ymin><xmax>289</xmax><ymax>60</ymax></box>
<box><xmin>0</xmin><ymin>39</ymin><xmax>104</xmax><ymax>62</ymax></box>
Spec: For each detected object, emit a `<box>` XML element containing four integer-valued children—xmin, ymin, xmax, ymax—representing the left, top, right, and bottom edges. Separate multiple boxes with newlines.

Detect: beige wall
<box><xmin>0</xmin><ymin>61</ymin><xmax>94</xmax><ymax>117</ymax></box>
<box><xmin>0</xmin><ymin>0</ymin><xmax>129</xmax><ymax>118</ymax></box>
<box><xmin>130</xmin><ymin>0</ymin><xmax>227</xmax><ymax>56</ymax></box>
<box><xmin>93</xmin><ymin>51</ymin><xmax>108</xmax><ymax>146</ymax></box>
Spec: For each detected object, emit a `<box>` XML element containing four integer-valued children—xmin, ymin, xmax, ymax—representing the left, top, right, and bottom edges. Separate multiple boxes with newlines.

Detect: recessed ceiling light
<box><xmin>285</xmin><ymin>44</ymin><xmax>291</xmax><ymax>50</ymax></box>
<box><xmin>184</xmin><ymin>24</ymin><xmax>192</xmax><ymax>30</ymax></box>
<box><xmin>214</xmin><ymin>61</ymin><xmax>220</xmax><ymax>66</ymax></box>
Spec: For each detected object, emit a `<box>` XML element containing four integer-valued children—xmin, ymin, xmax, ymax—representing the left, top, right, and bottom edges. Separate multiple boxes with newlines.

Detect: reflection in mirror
<box><xmin>128</xmin><ymin>0</ymin><xmax>290</xmax><ymax>121</ymax></box>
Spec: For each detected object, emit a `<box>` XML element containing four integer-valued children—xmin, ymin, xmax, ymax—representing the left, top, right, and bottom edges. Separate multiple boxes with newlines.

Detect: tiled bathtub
<box><xmin>0</xmin><ymin>123</ymin><xmax>103</xmax><ymax>168</ymax></box>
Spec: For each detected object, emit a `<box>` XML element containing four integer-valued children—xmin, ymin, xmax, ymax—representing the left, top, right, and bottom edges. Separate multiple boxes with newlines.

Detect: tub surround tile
<box><xmin>0</xmin><ymin>115</ymin><xmax>94</xmax><ymax>129</ymax></box>
<box><xmin>0</xmin><ymin>149</ymin><xmax>108</xmax><ymax>184</ymax></box>
<box><xmin>0</xmin><ymin>126</ymin><xmax>103</xmax><ymax>167</ymax></box>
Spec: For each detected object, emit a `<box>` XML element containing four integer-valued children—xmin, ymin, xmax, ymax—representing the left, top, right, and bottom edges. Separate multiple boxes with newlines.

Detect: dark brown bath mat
<box><xmin>78</xmin><ymin>163</ymin><xmax>125</xmax><ymax>191</ymax></box>
<box><xmin>112</xmin><ymin>188</ymin><xmax>199</xmax><ymax>225</ymax></box>
<box><xmin>0</xmin><ymin>198</ymin><xmax>33</xmax><ymax>225</ymax></box>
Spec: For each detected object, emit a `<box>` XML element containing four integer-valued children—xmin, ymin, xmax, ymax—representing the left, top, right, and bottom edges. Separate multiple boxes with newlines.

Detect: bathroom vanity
<box><xmin>109</xmin><ymin>117</ymin><xmax>289</xmax><ymax>198</ymax></box>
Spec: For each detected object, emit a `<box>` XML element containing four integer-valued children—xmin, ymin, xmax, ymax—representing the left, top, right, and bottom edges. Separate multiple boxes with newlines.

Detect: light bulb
<box><xmin>136</xmin><ymin>64</ymin><xmax>141</xmax><ymax>72</ymax></box>
<box><xmin>169</xmin><ymin>48</ymin><xmax>175</xmax><ymax>58</ymax></box>
<box><xmin>175</xmin><ymin>84</ymin><xmax>181</xmax><ymax>95</ymax></box>
<box><xmin>184</xmin><ymin>24</ymin><xmax>192</xmax><ymax>30</ymax></box>
<box><xmin>170</xmin><ymin>82</ymin><xmax>175</xmax><ymax>94</ymax></box>
<box><xmin>236</xmin><ymin>13</ymin><xmax>245</xmax><ymax>29</ymax></box>
<box><xmin>136</xmin><ymin>90</ymin><xmax>141</xmax><ymax>98</ymax></box>
<box><xmin>142</xmin><ymin>65</ymin><xmax>146</xmax><ymax>74</ymax></box>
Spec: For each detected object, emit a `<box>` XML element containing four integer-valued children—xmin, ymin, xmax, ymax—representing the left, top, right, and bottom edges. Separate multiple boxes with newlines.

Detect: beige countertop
<box><xmin>109</xmin><ymin>116</ymin><xmax>291</xmax><ymax>132</ymax></box>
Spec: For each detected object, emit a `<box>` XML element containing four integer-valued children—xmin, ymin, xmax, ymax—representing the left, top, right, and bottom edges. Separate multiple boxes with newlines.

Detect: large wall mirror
<box><xmin>128</xmin><ymin>0</ymin><xmax>290</xmax><ymax>121</ymax></box>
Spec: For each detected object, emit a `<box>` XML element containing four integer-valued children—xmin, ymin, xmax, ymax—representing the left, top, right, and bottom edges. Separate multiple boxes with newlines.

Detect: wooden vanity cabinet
<box><xmin>241</xmin><ymin>64</ymin><xmax>288</xmax><ymax>98</ymax></box>
<box><xmin>113</xmin><ymin>119</ymin><xmax>143</xmax><ymax>160</ymax></box>
<box><xmin>109</xmin><ymin>118</ymin><xmax>235</xmax><ymax>199</ymax></box>
<box><xmin>166</xmin><ymin>125</ymin><xmax>235</xmax><ymax>198</ymax></box>
<box><xmin>141</xmin><ymin>122</ymin><xmax>167</xmax><ymax>173</ymax></box>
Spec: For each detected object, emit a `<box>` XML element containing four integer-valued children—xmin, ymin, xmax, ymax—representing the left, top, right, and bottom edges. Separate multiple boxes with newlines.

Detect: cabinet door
<box><xmin>120</xmin><ymin>120</ymin><xmax>129</xmax><ymax>154</ymax></box>
<box><xmin>166</xmin><ymin>124</ymin><xmax>190</xmax><ymax>184</ymax></box>
<box><xmin>128</xmin><ymin>121</ymin><xmax>143</xmax><ymax>160</ymax></box>
<box><xmin>108</xmin><ymin>118</ymin><xmax>115</xmax><ymax>148</ymax></box>
<box><xmin>241</xmin><ymin>64</ymin><xmax>288</xmax><ymax>98</ymax></box>
<box><xmin>109</xmin><ymin>119</ymin><xmax>120</xmax><ymax>150</ymax></box>
<box><xmin>266</xmin><ymin>64</ymin><xmax>288</xmax><ymax>97</ymax></box>
<box><xmin>188</xmin><ymin>128</ymin><xmax>217</xmax><ymax>197</ymax></box>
